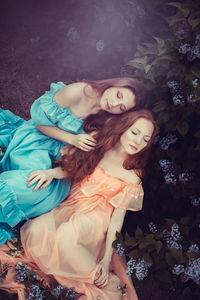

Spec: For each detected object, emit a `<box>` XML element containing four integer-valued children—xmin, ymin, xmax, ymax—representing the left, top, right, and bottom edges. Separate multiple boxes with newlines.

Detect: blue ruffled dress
<box><xmin>0</xmin><ymin>82</ymin><xmax>84</xmax><ymax>245</ymax></box>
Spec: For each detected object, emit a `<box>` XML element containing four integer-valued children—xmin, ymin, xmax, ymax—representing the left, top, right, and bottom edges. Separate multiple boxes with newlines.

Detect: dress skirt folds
<box><xmin>0</xmin><ymin>166</ymin><xmax>143</xmax><ymax>299</ymax></box>
<box><xmin>0</xmin><ymin>82</ymin><xmax>84</xmax><ymax>244</ymax></box>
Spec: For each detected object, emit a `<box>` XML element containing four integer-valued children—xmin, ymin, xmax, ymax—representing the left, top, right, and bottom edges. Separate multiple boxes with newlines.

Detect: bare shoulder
<box><xmin>124</xmin><ymin>169</ymin><xmax>141</xmax><ymax>185</ymax></box>
<box><xmin>54</xmin><ymin>82</ymin><xmax>88</xmax><ymax>108</ymax></box>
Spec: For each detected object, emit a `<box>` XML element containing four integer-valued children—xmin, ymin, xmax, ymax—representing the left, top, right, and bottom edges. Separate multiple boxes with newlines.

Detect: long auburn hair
<box><xmin>60</xmin><ymin>109</ymin><xmax>158</xmax><ymax>184</ymax></box>
<box><xmin>83</xmin><ymin>77</ymin><xmax>146</xmax><ymax>110</ymax></box>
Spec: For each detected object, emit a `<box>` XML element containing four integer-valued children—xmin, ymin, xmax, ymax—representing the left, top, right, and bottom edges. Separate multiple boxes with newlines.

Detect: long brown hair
<box><xmin>60</xmin><ymin>109</ymin><xmax>158</xmax><ymax>183</ymax></box>
<box><xmin>83</xmin><ymin>77</ymin><xmax>146</xmax><ymax>110</ymax></box>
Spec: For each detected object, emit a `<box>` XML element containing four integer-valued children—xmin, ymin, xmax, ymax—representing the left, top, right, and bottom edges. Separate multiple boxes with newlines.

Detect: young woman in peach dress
<box><xmin>0</xmin><ymin>109</ymin><xmax>158</xmax><ymax>300</ymax></box>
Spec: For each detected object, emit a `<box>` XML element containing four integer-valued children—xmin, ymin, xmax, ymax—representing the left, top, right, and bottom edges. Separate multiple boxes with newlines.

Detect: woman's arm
<box><xmin>94</xmin><ymin>207</ymin><xmax>126</xmax><ymax>288</ymax></box>
<box><xmin>36</xmin><ymin>125</ymin><xmax>96</xmax><ymax>151</ymax></box>
<box><xmin>27</xmin><ymin>167</ymin><xmax>67</xmax><ymax>191</ymax></box>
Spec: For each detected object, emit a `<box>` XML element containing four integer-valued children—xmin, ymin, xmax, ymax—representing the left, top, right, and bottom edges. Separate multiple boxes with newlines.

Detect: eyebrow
<box><xmin>133</xmin><ymin>127</ymin><xmax>151</xmax><ymax>137</ymax></box>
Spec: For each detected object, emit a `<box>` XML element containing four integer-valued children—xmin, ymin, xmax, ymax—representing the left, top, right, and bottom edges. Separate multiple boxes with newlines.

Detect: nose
<box><xmin>135</xmin><ymin>135</ymin><xmax>143</xmax><ymax>145</ymax></box>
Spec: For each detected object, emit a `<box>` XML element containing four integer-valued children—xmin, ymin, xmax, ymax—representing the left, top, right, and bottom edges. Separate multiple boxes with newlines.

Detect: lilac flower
<box><xmin>148</xmin><ymin>222</ymin><xmax>157</xmax><ymax>234</ymax></box>
<box><xmin>172</xmin><ymin>264</ymin><xmax>185</xmax><ymax>275</ymax></box>
<box><xmin>188</xmin><ymin>244</ymin><xmax>200</xmax><ymax>254</ymax></box>
<box><xmin>159</xmin><ymin>134</ymin><xmax>178</xmax><ymax>150</ymax></box>
<box><xmin>126</xmin><ymin>258</ymin><xmax>137</xmax><ymax>276</ymax></box>
<box><xmin>115</xmin><ymin>243</ymin><xmax>125</xmax><ymax>256</ymax></box>
<box><xmin>164</xmin><ymin>172</ymin><xmax>177</xmax><ymax>185</ymax></box>
<box><xmin>96</xmin><ymin>40</ymin><xmax>105</xmax><ymax>52</ymax></box>
<box><xmin>167</xmin><ymin>81</ymin><xmax>181</xmax><ymax>94</ymax></box>
<box><xmin>179</xmin><ymin>171</ymin><xmax>192</xmax><ymax>184</ymax></box>
<box><xmin>178</xmin><ymin>43</ymin><xmax>191</xmax><ymax>54</ymax></box>
<box><xmin>187</xmin><ymin>93</ymin><xmax>198</xmax><ymax>103</ymax></box>
<box><xmin>153</xmin><ymin>134</ymin><xmax>160</xmax><ymax>144</ymax></box>
<box><xmin>163</xmin><ymin>224</ymin><xmax>182</xmax><ymax>250</ymax></box>
<box><xmin>171</xmin><ymin>224</ymin><xmax>182</xmax><ymax>242</ymax></box>
<box><xmin>14</xmin><ymin>263</ymin><xmax>36</xmax><ymax>282</ymax></box>
<box><xmin>53</xmin><ymin>285</ymin><xmax>67</xmax><ymax>296</ymax></box>
<box><xmin>192</xmin><ymin>78</ymin><xmax>198</xmax><ymax>89</ymax></box>
<box><xmin>188</xmin><ymin>44</ymin><xmax>200</xmax><ymax>61</ymax></box>
<box><xmin>27</xmin><ymin>285</ymin><xmax>43</xmax><ymax>300</ymax></box>
<box><xmin>67</xmin><ymin>27</ymin><xmax>80</xmax><ymax>41</ymax></box>
<box><xmin>135</xmin><ymin>258</ymin><xmax>152</xmax><ymax>280</ymax></box>
<box><xmin>172</xmin><ymin>94</ymin><xmax>185</xmax><ymax>106</ymax></box>
<box><xmin>190</xmin><ymin>196</ymin><xmax>200</xmax><ymax>207</ymax></box>
<box><xmin>184</xmin><ymin>258</ymin><xmax>200</xmax><ymax>285</ymax></box>
<box><xmin>159</xmin><ymin>159</ymin><xmax>174</xmax><ymax>173</ymax></box>
<box><xmin>126</xmin><ymin>258</ymin><xmax>152</xmax><ymax>280</ymax></box>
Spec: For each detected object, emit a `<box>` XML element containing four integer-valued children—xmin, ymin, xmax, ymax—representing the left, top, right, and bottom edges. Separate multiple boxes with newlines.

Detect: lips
<box><xmin>130</xmin><ymin>144</ymin><xmax>138</xmax><ymax>151</ymax></box>
<box><xmin>106</xmin><ymin>99</ymin><xmax>110</xmax><ymax>110</ymax></box>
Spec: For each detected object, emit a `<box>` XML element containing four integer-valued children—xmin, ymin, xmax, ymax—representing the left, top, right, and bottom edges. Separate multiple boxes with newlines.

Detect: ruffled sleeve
<box><xmin>109</xmin><ymin>183</ymin><xmax>144</xmax><ymax>211</ymax></box>
<box><xmin>30</xmin><ymin>82</ymin><xmax>84</xmax><ymax>134</ymax></box>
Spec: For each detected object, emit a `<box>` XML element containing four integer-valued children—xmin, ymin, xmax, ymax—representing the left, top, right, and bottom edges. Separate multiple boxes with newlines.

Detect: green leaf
<box><xmin>127</xmin><ymin>249</ymin><xmax>140</xmax><ymax>259</ymax></box>
<box><xmin>155</xmin><ymin>241</ymin><xmax>163</xmax><ymax>253</ymax></box>
<box><xmin>135</xmin><ymin>226</ymin><xmax>143</xmax><ymax>239</ymax></box>
<box><xmin>153</xmin><ymin>101</ymin><xmax>169</xmax><ymax>112</ymax></box>
<box><xmin>165</xmin><ymin>218</ymin><xmax>176</xmax><ymax>226</ymax></box>
<box><xmin>123</xmin><ymin>237</ymin><xmax>138</xmax><ymax>248</ymax></box>
<box><xmin>167</xmin><ymin>2</ymin><xmax>190</xmax><ymax>17</ymax></box>
<box><xmin>188</xmin><ymin>17</ymin><xmax>200</xmax><ymax>29</ymax></box>
<box><xmin>145</xmin><ymin>64</ymin><xmax>151</xmax><ymax>74</ymax></box>
<box><xmin>158</xmin><ymin>112</ymin><xmax>170</xmax><ymax>123</ymax></box>
<box><xmin>139</xmin><ymin>240</ymin><xmax>155</xmax><ymax>249</ymax></box>
<box><xmin>153</xmin><ymin>37</ymin><xmax>165</xmax><ymax>49</ymax></box>
<box><xmin>176</xmin><ymin>121</ymin><xmax>189</xmax><ymax>137</ymax></box>
<box><xmin>165</xmin><ymin>253</ymin><xmax>176</xmax><ymax>267</ymax></box>
<box><xmin>143</xmin><ymin>253</ymin><xmax>153</xmax><ymax>264</ymax></box>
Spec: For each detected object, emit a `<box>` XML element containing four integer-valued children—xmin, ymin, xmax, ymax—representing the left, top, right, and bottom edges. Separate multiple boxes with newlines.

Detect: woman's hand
<box><xmin>27</xmin><ymin>169</ymin><xmax>55</xmax><ymax>191</ymax></box>
<box><xmin>71</xmin><ymin>133</ymin><xmax>96</xmax><ymax>151</ymax></box>
<box><xmin>94</xmin><ymin>260</ymin><xmax>109</xmax><ymax>288</ymax></box>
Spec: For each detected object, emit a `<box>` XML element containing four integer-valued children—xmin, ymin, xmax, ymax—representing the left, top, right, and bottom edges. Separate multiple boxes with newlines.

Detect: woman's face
<box><xmin>100</xmin><ymin>86</ymin><xmax>136</xmax><ymax>114</ymax></box>
<box><xmin>120</xmin><ymin>118</ymin><xmax>154</xmax><ymax>155</ymax></box>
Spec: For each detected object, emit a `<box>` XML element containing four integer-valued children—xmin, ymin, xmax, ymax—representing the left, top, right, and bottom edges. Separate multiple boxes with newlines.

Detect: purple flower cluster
<box><xmin>172</xmin><ymin>264</ymin><xmax>185</xmax><ymax>275</ymax></box>
<box><xmin>159</xmin><ymin>159</ymin><xmax>174</xmax><ymax>173</ymax></box>
<box><xmin>14</xmin><ymin>262</ymin><xmax>36</xmax><ymax>282</ymax></box>
<box><xmin>190</xmin><ymin>196</ymin><xmax>200</xmax><ymax>207</ymax></box>
<box><xmin>115</xmin><ymin>243</ymin><xmax>125</xmax><ymax>256</ymax></box>
<box><xmin>174</xmin><ymin>20</ymin><xmax>190</xmax><ymax>40</ymax></box>
<box><xmin>167</xmin><ymin>81</ymin><xmax>185</xmax><ymax>106</ymax></box>
<box><xmin>27</xmin><ymin>285</ymin><xmax>43</xmax><ymax>300</ymax></box>
<box><xmin>187</xmin><ymin>244</ymin><xmax>200</xmax><ymax>254</ymax></box>
<box><xmin>187</xmin><ymin>93</ymin><xmax>198</xmax><ymax>103</ymax></box>
<box><xmin>164</xmin><ymin>172</ymin><xmax>177</xmax><ymax>185</ymax></box>
<box><xmin>183</xmin><ymin>258</ymin><xmax>200</xmax><ymax>285</ymax></box>
<box><xmin>126</xmin><ymin>257</ymin><xmax>152</xmax><ymax>280</ymax></box>
<box><xmin>148</xmin><ymin>222</ymin><xmax>157</xmax><ymax>234</ymax></box>
<box><xmin>179</xmin><ymin>34</ymin><xmax>200</xmax><ymax>61</ymax></box>
<box><xmin>172</xmin><ymin>258</ymin><xmax>200</xmax><ymax>285</ymax></box>
<box><xmin>159</xmin><ymin>134</ymin><xmax>178</xmax><ymax>150</ymax></box>
<box><xmin>163</xmin><ymin>223</ymin><xmax>182</xmax><ymax>250</ymax></box>
<box><xmin>178</xmin><ymin>171</ymin><xmax>192</xmax><ymax>184</ymax></box>
<box><xmin>192</xmin><ymin>78</ymin><xmax>198</xmax><ymax>89</ymax></box>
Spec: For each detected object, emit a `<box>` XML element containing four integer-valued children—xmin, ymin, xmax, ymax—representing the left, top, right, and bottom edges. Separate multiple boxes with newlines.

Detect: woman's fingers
<box><xmin>39</xmin><ymin>179</ymin><xmax>52</xmax><ymax>189</ymax></box>
<box><xmin>27</xmin><ymin>175</ymin><xmax>41</xmax><ymax>187</ymax></box>
<box><xmin>33</xmin><ymin>178</ymin><xmax>45</xmax><ymax>191</ymax></box>
<box><xmin>94</xmin><ymin>274</ymin><xmax>109</xmax><ymax>288</ymax></box>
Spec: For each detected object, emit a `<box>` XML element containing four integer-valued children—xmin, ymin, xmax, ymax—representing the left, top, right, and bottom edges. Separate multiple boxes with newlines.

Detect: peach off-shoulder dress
<box><xmin>0</xmin><ymin>166</ymin><xmax>143</xmax><ymax>300</ymax></box>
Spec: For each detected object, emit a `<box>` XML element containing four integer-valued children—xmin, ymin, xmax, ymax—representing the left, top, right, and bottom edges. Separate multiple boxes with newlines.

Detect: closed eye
<box><xmin>132</xmin><ymin>131</ymin><xmax>137</xmax><ymax>135</ymax></box>
<box><xmin>117</xmin><ymin>91</ymin><xmax>123</xmax><ymax>99</ymax></box>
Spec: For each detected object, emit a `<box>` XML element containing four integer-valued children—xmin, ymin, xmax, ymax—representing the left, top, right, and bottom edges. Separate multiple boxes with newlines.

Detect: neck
<box><xmin>106</xmin><ymin>142</ymin><xmax>128</xmax><ymax>166</ymax></box>
<box><xmin>85</xmin><ymin>84</ymin><xmax>102</xmax><ymax>111</ymax></box>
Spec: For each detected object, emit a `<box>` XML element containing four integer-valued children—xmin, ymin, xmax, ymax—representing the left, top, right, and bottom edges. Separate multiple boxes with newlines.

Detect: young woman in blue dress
<box><xmin>0</xmin><ymin>77</ymin><xmax>145</xmax><ymax>245</ymax></box>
